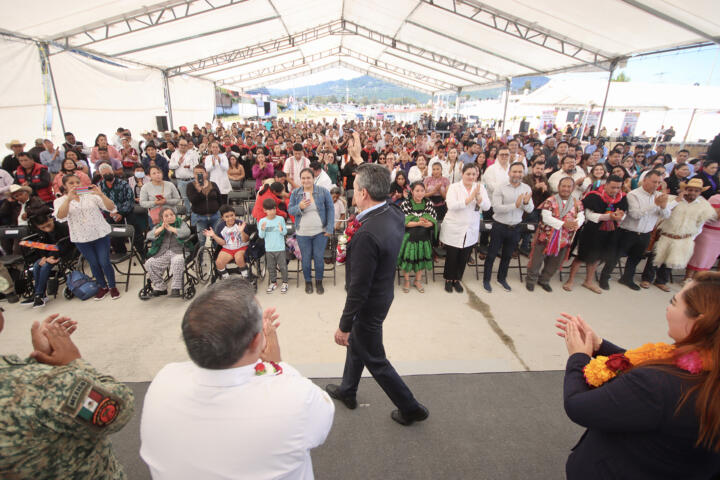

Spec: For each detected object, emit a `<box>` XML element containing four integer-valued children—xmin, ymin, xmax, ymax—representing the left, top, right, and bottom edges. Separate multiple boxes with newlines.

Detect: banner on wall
<box><xmin>586</xmin><ymin>111</ymin><xmax>601</xmax><ymax>128</ymax></box>
<box><xmin>620</xmin><ymin>112</ymin><xmax>640</xmax><ymax>137</ymax></box>
<box><xmin>540</xmin><ymin>110</ymin><xmax>556</xmax><ymax>132</ymax></box>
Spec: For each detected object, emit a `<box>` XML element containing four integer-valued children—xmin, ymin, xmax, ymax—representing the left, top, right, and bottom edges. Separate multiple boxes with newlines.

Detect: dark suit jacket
<box><xmin>339</xmin><ymin>202</ymin><xmax>404</xmax><ymax>332</ymax></box>
<box><xmin>564</xmin><ymin>341</ymin><xmax>720</xmax><ymax>479</ymax></box>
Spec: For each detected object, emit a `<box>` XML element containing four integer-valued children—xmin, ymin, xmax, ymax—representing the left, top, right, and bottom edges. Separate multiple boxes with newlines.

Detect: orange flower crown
<box><xmin>583</xmin><ymin>343</ymin><xmax>710</xmax><ymax>388</ymax></box>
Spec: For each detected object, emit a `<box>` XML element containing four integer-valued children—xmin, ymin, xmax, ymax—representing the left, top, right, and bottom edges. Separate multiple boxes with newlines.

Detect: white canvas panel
<box><xmin>168</xmin><ymin>75</ymin><xmax>215</xmax><ymax>128</ymax></box>
<box><xmin>344</xmin><ymin>0</ymin><xmax>420</xmax><ymax>36</ymax></box>
<box><xmin>49</xmin><ymin>52</ymin><xmax>166</xmax><ymax>146</ymax></box>
<box><xmin>272</xmin><ymin>0</ymin><xmax>342</xmax><ymax>33</ymax></box>
<box><xmin>203</xmin><ymin>49</ymin><xmax>307</xmax><ymax>82</ymax></box>
<box><xmin>0</xmin><ymin>38</ymin><xmax>47</xmax><ymax>156</ymax></box>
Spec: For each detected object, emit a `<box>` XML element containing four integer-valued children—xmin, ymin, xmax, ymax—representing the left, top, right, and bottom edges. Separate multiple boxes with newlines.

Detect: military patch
<box><xmin>62</xmin><ymin>379</ymin><xmax>120</xmax><ymax>429</ymax></box>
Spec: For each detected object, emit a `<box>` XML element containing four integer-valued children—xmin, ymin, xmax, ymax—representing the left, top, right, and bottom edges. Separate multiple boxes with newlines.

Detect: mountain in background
<box><xmin>265</xmin><ymin>75</ymin><xmax>548</xmax><ymax>104</ymax></box>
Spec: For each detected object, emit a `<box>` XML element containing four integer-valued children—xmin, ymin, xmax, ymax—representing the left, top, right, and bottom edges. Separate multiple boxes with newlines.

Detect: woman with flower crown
<box><xmin>556</xmin><ymin>271</ymin><xmax>720</xmax><ymax>478</ymax></box>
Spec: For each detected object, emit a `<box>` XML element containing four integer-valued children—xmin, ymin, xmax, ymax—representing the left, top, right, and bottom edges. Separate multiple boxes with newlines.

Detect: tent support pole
<box><xmin>597</xmin><ymin>59</ymin><xmax>617</xmax><ymax>137</ymax></box>
<box><xmin>162</xmin><ymin>70</ymin><xmax>174</xmax><ymax>130</ymax></box>
<box><xmin>212</xmin><ymin>82</ymin><xmax>218</xmax><ymax>122</ymax></box>
<box><xmin>41</xmin><ymin>42</ymin><xmax>66</xmax><ymax>135</ymax></box>
<box><xmin>455</xmin><ymin>88</ymin><xmax>461</xmax><ymax>117</ymax></box>
<box><xmin>681</xmin><ymin>108</ymin><xmax>697</xmax><ymax>149</ymax></box>
<box><xmin>501</xmin><ymin>78</ymin><xmax>511</xmax><ymax>130</ymax></box>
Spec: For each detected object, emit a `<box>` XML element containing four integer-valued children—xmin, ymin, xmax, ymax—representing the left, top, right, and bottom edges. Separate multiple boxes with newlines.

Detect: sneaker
<box><xmin>241</xmin><ymin>269</ymin><xmax>249</xmax><ymax>278</ymax></box>
<box><xmin>32</xmin><ymin>296</ymin><xmax>46</xmax><ymax>309</ymax></box>
<box><xmin>498</xmin><ymin>279</ymin><xmax>512</xmax><ymax>292</ymax></box>
<box><xmin>21</xmin><ymin>296</ymin><xmax>35</xmax><ymax>305</ymax></box>
<box><xmin>266</xmin><ymin>283</ymin><xmax>277</xmax><ymax>294</ymax></box>
<box><xmin>483</xmin><ymin>280</ymin><xmax>492</xmax><ymax>293</ymax></box>
<box><xmin>280</xmin><ymin>283</ymin><xmax>288</xmax><ymax>294</ymax></box>
<box><xmin>109</xmin><ymin>287</ymin><xmax>120</xmax><ymax>300</ymax></box>
<box><xmin>94</xmin><ymin>288</ymin><xmax>109</xmax><ymax>300</ymax></box>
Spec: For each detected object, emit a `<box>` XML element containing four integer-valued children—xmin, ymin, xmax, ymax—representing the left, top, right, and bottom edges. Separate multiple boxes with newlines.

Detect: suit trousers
<box><xmin>443</xmin><ymin>244</ymin><xmax>473</xmax><ymax>281</ymax></box>
<box><xmin>484</xmin><ymin>222</ymin><xmax>521</xmax><ymax>282</ymax></box>
<box><xmin>526</xmin><ymin>242</ymin><xmax>569</xmax><ymax>286</ymax></box>
<box><xmin>600</xmin><ymin>229</ymin><xmax>650</xmax><ymax>283</ymax></box>
<box><xmin>339</xmin><ymin>321</ymin><xmax>419</xmax><ymax>413</ymax></box>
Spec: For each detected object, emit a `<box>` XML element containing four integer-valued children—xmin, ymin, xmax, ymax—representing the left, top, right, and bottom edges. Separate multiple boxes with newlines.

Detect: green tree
<box><xmin>522</xmin><ymin>79</ymin><xmax>532</xmax><ymax>91</ymax></box>
<box><xmin>612</xmin><ymin>72</ymin><xmax>631</xmax><ymax>82</ymax></box>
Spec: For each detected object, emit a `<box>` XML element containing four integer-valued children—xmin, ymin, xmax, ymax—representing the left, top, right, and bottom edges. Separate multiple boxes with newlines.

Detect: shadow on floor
<box><xmin>113</xmin><ymin>371</ymin><xmax>581</xmax><ymax>479</ymax></box>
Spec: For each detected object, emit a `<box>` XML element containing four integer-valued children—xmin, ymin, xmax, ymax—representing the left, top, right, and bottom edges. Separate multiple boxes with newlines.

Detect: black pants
<box><xmin>600</xmin><ymin>229</ymin><xmax>650</xmax><ymax>283</ymax></box>
<box><xmin>339</xmin><ymin>321</ymin><xmax>419</xmax><ymax>413</ymax></box>
<box><xmin>641</xmin><ymin>252</ymin><xmax>671</xmax><ymax>285</ymax></box>
<box><xmin>443</xmin><ymin>244</ymin><xmax>473</xmax><ymax>281</ymax></box>
<box><xmin>484</xmin><ymin>222</ymin><xmax>521</xmax><ymax>282</ymax></box>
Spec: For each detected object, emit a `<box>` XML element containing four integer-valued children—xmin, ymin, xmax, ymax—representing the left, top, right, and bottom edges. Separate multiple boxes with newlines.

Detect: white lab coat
<box><xmin>440</xmin><ymin>181</ymin><xmax>491</xmax><ymax>249</ymax></box>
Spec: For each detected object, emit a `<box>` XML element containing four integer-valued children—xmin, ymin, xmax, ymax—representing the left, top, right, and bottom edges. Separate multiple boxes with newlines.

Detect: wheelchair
<box><xmin>208</xmin><ymin>223</ymin><xmax>266</xmax><ymax>292</ymax></box>
<box><xmin>16</xmin><ymin>233</ymin><xmax>81</xmax><ymax>301</ymax></box>
<box><xmin>138</xmin><ymin>232</ymin><xmax>202</xmax><ymax>300</ymax></box>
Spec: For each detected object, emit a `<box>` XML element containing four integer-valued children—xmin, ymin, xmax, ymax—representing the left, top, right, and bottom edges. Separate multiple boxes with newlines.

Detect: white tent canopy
<box><xmin>0</xmin><ymin>0</ymin><xmax>718</xmax><ymax>148</ymax></box>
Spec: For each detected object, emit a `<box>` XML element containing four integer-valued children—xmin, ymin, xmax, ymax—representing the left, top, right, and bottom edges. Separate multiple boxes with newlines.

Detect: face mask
<box><xmin>134</xmin><ymin>171</ymin><xmax>145</xmax><ymax>179</ymax></box>
<box><xmin>103</xmin><ymin>173</ymin><xmax>115</xmax><ymax>182</ymax></box>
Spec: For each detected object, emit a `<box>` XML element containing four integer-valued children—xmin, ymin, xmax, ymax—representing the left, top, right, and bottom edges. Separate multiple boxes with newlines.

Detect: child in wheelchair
<box><xmin>21</xmin><ymin>201</ymin><xmax>75</xmax><ymax>307</ymax></box>
<box><xmin>204</xmin><ymin>204</ymin><xmax>250</xmax><ymax>280</ymax></box>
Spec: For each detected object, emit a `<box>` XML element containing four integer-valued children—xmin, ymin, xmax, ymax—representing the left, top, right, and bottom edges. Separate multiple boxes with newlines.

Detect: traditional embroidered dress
<box><xmin>576</xmin><ymin>185</ymin><xmax>628</xmax><ymax>263</ymax></box>
<box><xmin>397</xmin><ymin>198</ymin><xmax>437</xmax><ymax>272</ymax></box>
<box><xmin>654</xmin><ymin>196</ymin><xmax>717</xmax><ymax>269</ymax></box>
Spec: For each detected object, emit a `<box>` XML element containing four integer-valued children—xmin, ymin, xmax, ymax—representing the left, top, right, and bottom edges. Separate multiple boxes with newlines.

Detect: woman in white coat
<box><xmin>439</xmin><ymin>163</ymin><xmax>491</xmax><ymax>293</ymax></box>
<box><xmin>204</xmin><ymin>141</ymin><xmax>232</xmax><ymax>204</ymax></box>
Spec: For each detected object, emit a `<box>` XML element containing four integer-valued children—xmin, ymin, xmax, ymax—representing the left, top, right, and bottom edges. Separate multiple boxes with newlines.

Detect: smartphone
<box><xmin>75</xmin><ymin>186</ymin><xmax>91</xmax><ymax>195</ymax></box>
<box><xmin>155</xmin><ymin>194</ymin><xmax>165</xmax><ymax>200</ymax></box>
<box><xmin>304</xmin><ymin>192</ymin><xmax>310</xmax><ymax>201</ymax></box>
<box><xmin>196</xmin><ymin>173</ymin><xmax>204</xmax><ymax>186</ymax></box>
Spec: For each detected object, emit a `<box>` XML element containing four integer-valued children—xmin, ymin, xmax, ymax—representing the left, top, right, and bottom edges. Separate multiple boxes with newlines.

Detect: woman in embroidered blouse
<box><xmin>423</xmin><ymin>162</ymin><xmax>450</xmax><ymax>222</ymax></box>
<box><xmin>397</xmin><ymin>181</ymin><xmax>437</xmax><ymax>294</ymax></box>
<box><xmin>556</xmin><ymin>271</ymin><xmax>720</xmax><ymax>479</ymax></box>
<box><xmin>54</xmin><ymin>174</ymin><xmax>120</xmax><ymax>300</ymax></box>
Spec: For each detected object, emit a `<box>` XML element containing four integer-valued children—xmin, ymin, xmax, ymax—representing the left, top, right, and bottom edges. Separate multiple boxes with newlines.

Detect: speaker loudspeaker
<box><xmin>156</xmin><ymin>116</ymin><xmax>169</xmax><ymax>131</ymax></box>
<box><xmin>263</xmin><ymin>102</ymin><xmax>271</xmax><ymax>115</ymax></box>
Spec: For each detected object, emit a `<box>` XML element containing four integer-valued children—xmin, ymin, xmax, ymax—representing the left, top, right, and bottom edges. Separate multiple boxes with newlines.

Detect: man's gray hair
<box><xmin>181</xmin><ymin>278</ymin><xmax>263</xmax><ymax>369</ymax></box>
<box><xmin>355</xmin><ymin>163</ymin><xmax>390</xmax><ymax>201</ymax></box>
<box><xmin>97</xmin><ymin>163</ymin><xmax>113</xmax><ymax>173</ymax></box>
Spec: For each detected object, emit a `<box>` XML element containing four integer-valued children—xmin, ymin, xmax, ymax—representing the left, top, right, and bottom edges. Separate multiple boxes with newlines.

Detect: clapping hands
<box><xmin>555</xmin><ymin>313</ymin><xmax>601</xmax><ymax>356</ymax></box>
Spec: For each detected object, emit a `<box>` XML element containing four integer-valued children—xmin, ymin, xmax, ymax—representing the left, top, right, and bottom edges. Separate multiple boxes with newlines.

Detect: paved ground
<box><xmin>2</xmin><ymin>260</ymin><xmax>677</xmax><ymax>383</ymax></box>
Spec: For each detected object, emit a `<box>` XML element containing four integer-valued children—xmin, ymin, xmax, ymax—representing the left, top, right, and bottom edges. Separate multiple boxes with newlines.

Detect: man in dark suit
<box><xmin>326</xmin><ymin>160</ymin><xmax>428</xmax><ymax>426</ymax></box>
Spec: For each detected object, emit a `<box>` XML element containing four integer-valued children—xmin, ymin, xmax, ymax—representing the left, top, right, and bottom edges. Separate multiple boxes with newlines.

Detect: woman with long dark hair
<box><xmin>557</xmin><ymin>271</ymin><xmax>720</xmax><ymax>478</ymax></box>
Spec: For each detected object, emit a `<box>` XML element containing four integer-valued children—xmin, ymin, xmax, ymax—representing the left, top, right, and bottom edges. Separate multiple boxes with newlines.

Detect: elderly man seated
<box><xmin>140</xmin><ymin>278</ymin><xmax>334</xmax><ymax>479</ymax></box>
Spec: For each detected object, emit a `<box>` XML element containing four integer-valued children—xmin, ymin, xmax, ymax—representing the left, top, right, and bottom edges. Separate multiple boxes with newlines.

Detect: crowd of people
<box><xmin>1</xmin><ymin>117</ymin><xmax>718</xmax><ymax>306</ymax></box>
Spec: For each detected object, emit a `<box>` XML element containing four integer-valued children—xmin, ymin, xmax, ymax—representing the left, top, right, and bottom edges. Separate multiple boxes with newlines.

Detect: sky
<box><xmin>268</xmin><ymin>45</ymin><xmax>720</xmax><ymax>91</ymax></box>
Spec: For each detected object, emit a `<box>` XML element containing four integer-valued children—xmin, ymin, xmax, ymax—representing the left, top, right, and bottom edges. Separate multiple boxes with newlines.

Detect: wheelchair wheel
<box><xmin>138</xmin><ymin>280</ymin><xmax>153</xmax><ymax>300</ymax></box>
<box><xmin>63</xmin><ymin>286</ymin><xmax>74</xmax><ymax>300</ymax></box>
<box><xmin>184</xmin><ymin>283</ymin><xmax>196</xmax><ymax>299</ymax></box>
<box><xmin>255</xmin><ymin>258</ymin><xmax>266</xmax><ymax>280</ymax></box>
<box><xmin>196</xmin><ymin>248</ymin><xmax>212</xmax><ymax>283</ymax></box>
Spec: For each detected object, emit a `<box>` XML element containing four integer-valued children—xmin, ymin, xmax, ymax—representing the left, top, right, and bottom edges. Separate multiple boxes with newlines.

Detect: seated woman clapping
<box><xmin>143</xmin><ymin>207</ymin><xmax>191</xmax><ymax>298</ymax></box>
<box><xmin>557</xmin><ymin>271</ymin><xmax>720</xmax><ymax>479</ymax></box>
<box><xmin>397</xmin><ymin>181</ymin><xmax>437</xmax><ymax>294</ymax></box>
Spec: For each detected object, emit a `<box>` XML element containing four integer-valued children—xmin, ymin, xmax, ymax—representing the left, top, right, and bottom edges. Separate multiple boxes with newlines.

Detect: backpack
<box><xmin>65</xmin><ymin>270</ymin><xmax>100</xmax><ymax>300</ymax></box>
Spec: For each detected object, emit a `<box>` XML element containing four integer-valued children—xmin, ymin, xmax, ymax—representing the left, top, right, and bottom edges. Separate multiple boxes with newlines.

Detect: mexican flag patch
<box><xmin>76</xmin><ymin>388</ymin><xmax>119</xmax><ymax>427</ymax></box>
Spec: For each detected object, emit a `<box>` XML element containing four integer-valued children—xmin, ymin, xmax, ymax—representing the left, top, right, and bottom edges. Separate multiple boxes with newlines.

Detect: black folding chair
<box><xmin>108</xmin><ymin>224</ymin><xmax>145</xmax><ymax>291</ymax></box>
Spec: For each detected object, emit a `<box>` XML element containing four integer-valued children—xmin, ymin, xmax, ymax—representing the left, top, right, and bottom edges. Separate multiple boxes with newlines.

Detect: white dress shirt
<box><xmin>407</xmin><ymin>165</ymin><xmax>428</xmax><ymax>184</ymax></box>
<box><xmin>204</xmin><ymin>153</ymin><xmax>231</xmax><ymax>194</ymax></box>
<box><xmin>548</xmin><ymin>168</ymin><xmax>586</xmax><ymax>200</ymax></box>
<box><xmin>140</xmin><ymin>360</ymin><xmax>334</xmax><ymax>480</ymax></box>
<box><xmin>439</xmin><ymin>182</ymin><xmax>491</xmax><ymax>249</ymax></box>
<box><xmin>482</xmin><ymin>161</ymin><xmax>510</xmax><ymax>196</ymax></box>
<box><xmin>491</xmin><ymin>182</ymin><xmax>534</xmax><ymax>226</ymax></box>
<box><xmin>169</xmin><ymin>149</ymin><xmax>200</xmax><ymax>179</ymax></box>
<box><xmin>314</xmin><ymin>169</ymin><xmax>333</xmax><ymax>191</ymax></box>
<box><xmin>620</xmin><ymin>186</ymin><xmax>673</xmax><ymax>234</ymax></box>
<box><xmin>541</xmin><ymin>201</ymin><xmax>586</xmax><ymax>230</ymax></box>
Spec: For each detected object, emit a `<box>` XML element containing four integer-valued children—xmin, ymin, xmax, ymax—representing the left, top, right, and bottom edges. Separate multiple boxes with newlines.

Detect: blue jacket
<box><xmin>288</xmin><ymin>185</ymin><xmax>334</xmax><ymax>235</ymax></box>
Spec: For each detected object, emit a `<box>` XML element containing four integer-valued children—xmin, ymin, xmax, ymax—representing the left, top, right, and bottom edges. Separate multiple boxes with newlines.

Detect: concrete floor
<box><xmin>1</xmin><ymin>260</ymin><xmax>678</xmax><ymax>383</ymax></box>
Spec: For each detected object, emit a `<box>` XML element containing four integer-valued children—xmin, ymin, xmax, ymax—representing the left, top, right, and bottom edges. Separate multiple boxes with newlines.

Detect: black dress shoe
<box><xmin>599</xmin><ymin>279</ymin><xmax>610</xmax><ymax>291</ymax></box>
<box><xmin>315</xmin><ymin>280</ymin><xmax>324</xmax><ymax>295</ymax></box>
<box><xmin>525</xmin><ymin>283</ymin><xmax>535</xmax><ymax>292</ymax></box>
<box><xmin>538</xmin><ymin>282</ymin><xmax>553</xmax><ymax>293</ymax></box>
<box><xmin>305</xmin><ymin>282</ymin><xmax>313</xmax><ymax>294</ymax></box>
<box><xmin>618</xmin><ymin>278</ymin><xmax>640</xmax><ymax>291</ymax></box>
<box><xmin>391</xmin><ymin>404</ymin><xmax>429</xmax><ymax>426</ymax></box>
<box><xmin>453</xmin><ymin>281</ymin><xmax>463</xmax><ymax>293</ymax></box>
<box><xmin>325</xmin><ymin>384</ymin><xmax>357</xmax><ymax>410</ymax></box>
<box><xmin>444</xmin><ymin>281</ymin><xmax>453</xmax><ymax>293</ymax></box>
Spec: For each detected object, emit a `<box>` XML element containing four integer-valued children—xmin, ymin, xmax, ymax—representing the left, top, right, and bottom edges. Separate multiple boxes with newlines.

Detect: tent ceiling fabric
<box><xmin>1</xmin><ymin>0</ymin><xmax>718</xmax><ymax>94</ymax></box>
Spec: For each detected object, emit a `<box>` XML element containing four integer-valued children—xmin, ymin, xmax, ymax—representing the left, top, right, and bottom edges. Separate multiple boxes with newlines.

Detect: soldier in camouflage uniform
<box><xmin>0</xmin><ymin>312</ymin><xmax>134</xmax><ymax>479</ymax></box>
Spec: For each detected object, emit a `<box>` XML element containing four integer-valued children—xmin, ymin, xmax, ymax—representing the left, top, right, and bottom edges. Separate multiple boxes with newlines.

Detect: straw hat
<box><xmin>679</xmin><ymin>178</ymin><xmax>710</xmax><ymax>192</ymax></box>
<box><xmin>5</xmin><ymin>139</ymin><xmax>25</xmax><ymax>149</ymax></box>
<box><xmin>9</xmin><ymin>184</ymin><xmax>32</xmax><ymax>195</ymax></box>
